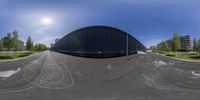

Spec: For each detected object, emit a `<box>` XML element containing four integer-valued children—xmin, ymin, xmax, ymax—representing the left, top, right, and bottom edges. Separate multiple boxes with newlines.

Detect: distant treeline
<box><xmin>0</xmin><ymin>30</ymin><xmax>47</xmax><ymax>51</ymax></box>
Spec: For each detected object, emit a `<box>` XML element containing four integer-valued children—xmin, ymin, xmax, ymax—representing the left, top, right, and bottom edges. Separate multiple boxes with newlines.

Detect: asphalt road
<box><xmin>0</xmin><ymin>51</ymin><xmax>200</xmax><ymax>100</ymax></box>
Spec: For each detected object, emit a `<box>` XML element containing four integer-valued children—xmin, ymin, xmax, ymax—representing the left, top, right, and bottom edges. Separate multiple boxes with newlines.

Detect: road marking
<box><xmin>0</xmin><ymin>68</ymin><xmax>21</xmax><ymax>80</ymax></box>
<box><xmin>23</xmin><ymin>52</ymin><xmax>74</xmax><ymax>89</ymax></box>
<box><xmin>191</xmin><ymin>71</ymin><xmax>200</xmax><ymax>77</ymax></box>
<box><xmin>153</xmin><ymin>60</ymin><xmax>167</xmax><ymax>67</ymax></box>
<box><xmin>106</xmin><ymin>64</ymin><xmax>114</xmax><ymax>69</ymax></box>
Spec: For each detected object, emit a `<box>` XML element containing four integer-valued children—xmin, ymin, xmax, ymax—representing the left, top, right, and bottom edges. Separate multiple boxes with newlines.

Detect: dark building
<box><xmin>55</xmin><ymin>38</ymin><xmax>60</xmax><ymax>44</ymax></box>
<box><xmin>179</xmin><ymin>35</ymin><xmax>191</xmax><ymax>51</ymax></box>
<box><xmin>52</xmin><ymin>26</ymin><xmax>146</xmax><ymax>58</ymax></box>
<box><xmin>50</xmin><ymin>43</ymin><xmax>54</xmax><ymax>48</ymax></box>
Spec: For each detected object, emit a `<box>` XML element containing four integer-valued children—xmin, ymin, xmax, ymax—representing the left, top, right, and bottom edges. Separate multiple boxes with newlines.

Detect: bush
<box><xmin>190</xmin><ymin>55</ymin><xmax>200</xmax><ymax>59</ymax></box>
<box><xmin>0</xmin><ymin>55</ymin><xmax>15</xmax><ymax>59</ymax></box>
<box><xmin>17</xmin><ymin>51</ymin><xmax>34</xmax><ymax>57</ymax></box>
<box><xmin>17</xmin><ymin>54</ymin><xmax>29</xmax><ymax>57</ymax></box>
<box><xmin>0</xmin><ymin>51</ymin><xmax>36</xmax><ymax>60</ymax></box>
<box><xmin>166</xmin><ymin>53</ymin><xmax>175</xmax><ymax>57</ymax></box>
<box><xmin>158</xmin><ymin>51</ymin><xmax>165</xmax><ymax>54</ymax></box>
<box><xmin>188</xmin><ymin>53</ymin><xmax>198</xmax><ymax>55</ymax></box>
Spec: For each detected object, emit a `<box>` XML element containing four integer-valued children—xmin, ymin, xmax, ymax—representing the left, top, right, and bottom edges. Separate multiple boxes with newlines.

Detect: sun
<box><xmin>41</xmin><ymin>17</ymin><xmax>53</xmax><ymax>25</ymax></box>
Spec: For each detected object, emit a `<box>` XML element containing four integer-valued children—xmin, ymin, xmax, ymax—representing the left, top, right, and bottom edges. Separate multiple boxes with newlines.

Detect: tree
<box><xmin>157</xmin><ymin>41</ymin><xmax>169</xmax><ymax>54</ymax></box>
<box><xmin>39</xmin><ymin>44</ymin><xmax>47</xmax><ymax>51</ymax></box>
<box><xmin>163</xmin><ymin>41</ymin><xmax>169</xmax><ymax>52</ymax></box>
<box><xmin>193</xmin><ymin>38</ymin><xmax>198</xmax><ymax>52</ymax></box>
<box><xmin>11</xmin><ymin>30</ymin><xmax>20</xmax><ymax>50</ymax></box>
<box><xmin>34</xmin><ymin>43</ymin><xmax>47</xmax><ymax>51</ymax></box>
<box><xmin>148</xmin><ymin>45</ymin><xmax>158</xmax><ymax>52</ymax></box>
<box><xmin>34</xmin><ymin>44</ymin><xmax>39</xmax><ymax>51</ymax></box>
<box><xmin>3</xmin><ymin>33</ymin><xmax>12</xmax><ymax>51</ymax></box>
<box><xmin>0</xmin><ymin>42</ymin><xmax>4</xmax><ymax>51</ymax></box>
<box><xmin>157</xmin><ymin>43</ymin><xmax>162</xmax><ymax>51</ymax></box>
<box><xmin>172</xmin><ymin>32</ymin><xmax>180</xmax><ymax>51</ymax></box>
<box><xmin>197</xmin><ymin>39</ymin><xmax>200</xmax><ymax>53</ymax></box>
<box><xmin>26</xmin><ymin>36</ymin><xmax>34</xmax><ymax>51</ymax></box>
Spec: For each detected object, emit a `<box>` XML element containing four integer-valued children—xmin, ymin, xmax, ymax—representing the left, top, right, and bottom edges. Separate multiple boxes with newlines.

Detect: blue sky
<box><xmin>0</xmin><ymin>0</ymin><xmax>200</xmax><ymax>47</ymax></box>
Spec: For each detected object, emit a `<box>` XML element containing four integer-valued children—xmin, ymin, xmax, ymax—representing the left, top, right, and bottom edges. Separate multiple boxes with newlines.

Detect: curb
<box><xmin>0</xmin><ymin>51</ymin><xmax>44</xmax><ymax>63</ymax></box>
<box><xmin>153</xmin><ymin>53</ymin><xmax>200</xmax><ymax>63</ymax></box>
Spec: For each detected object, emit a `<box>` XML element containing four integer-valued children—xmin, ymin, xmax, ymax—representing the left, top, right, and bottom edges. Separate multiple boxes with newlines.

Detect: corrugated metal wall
<box><xmin>52</xmin><ymin>26</ymin><xmax>146</xmax><ymax>57</ymax></box>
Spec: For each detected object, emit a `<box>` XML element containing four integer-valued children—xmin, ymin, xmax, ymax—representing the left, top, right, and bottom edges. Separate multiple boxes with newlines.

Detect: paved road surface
<box><xmin>0</xmin><ymin>51</ymin><xmax>200</xmax><ymax>100</ymax></box>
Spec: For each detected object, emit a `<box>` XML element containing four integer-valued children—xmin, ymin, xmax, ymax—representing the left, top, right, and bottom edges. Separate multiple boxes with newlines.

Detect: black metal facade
<box><xmin>52</xmin><ymin>26</ymin><xmax>146</xmax><ymax>58</ymax></box>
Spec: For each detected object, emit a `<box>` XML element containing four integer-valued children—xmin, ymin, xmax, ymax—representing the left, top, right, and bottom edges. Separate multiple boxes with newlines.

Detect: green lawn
<box><xmin>0</xmin><ymin>51</ymin><xmax>39</xmax><ymax>60</ymax></box>
<box><xmin>164</xmin><ymin>52</ymin><xmax>200</xmax><ymax>60</ymax></box>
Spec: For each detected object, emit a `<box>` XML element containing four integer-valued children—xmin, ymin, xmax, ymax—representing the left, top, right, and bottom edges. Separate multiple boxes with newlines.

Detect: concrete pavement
<box><xmin>0</xmin><ymin>51</ymin><xmax>200</xmax><ymax>100</ymax></box>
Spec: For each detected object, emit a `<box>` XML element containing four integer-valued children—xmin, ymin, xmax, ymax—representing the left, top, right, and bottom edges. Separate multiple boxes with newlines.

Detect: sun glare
<box><xmin>41</xmin><ymin>17</ymin><xmax>53</xmax><ymax>25</ymax></box>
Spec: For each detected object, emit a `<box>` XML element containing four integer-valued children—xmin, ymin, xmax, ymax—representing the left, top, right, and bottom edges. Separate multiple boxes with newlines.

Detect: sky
<box><xmin>0</xmin><ymin>0</ymin><xmax>200</xmax><ymax>47</ymax></box>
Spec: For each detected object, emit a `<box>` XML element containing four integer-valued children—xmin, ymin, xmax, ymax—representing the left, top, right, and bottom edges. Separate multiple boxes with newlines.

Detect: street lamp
<box><xmin>126</xmin><ymin>30</ymin><xmax>131</xmax><ymax>61</ymax></box>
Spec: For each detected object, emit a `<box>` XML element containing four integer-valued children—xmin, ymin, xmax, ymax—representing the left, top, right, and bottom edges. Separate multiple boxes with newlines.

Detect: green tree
<box><xmin>172</xmin><ymin>32</ymin><xmax>180</xmax><ymax>51</ymax></box>
<box><xmin>34</xmin><ymin>43</ymin><xmax>47</xmax><ymax>51</ymax></box>
<box><xmin>163</xmin><ymin>41</ymin><xmax>169</xmax><ymax>52</ymax></box>
<box><xmin>148</xmin><ymin>45</ymin><xmax>158</xmax><ymax>52</ymax></box>
<box><xmin>158</xmin><ymin>41</ymin><xmax>169</xmax><ymax>54</ymax></box>
<box><xmin>160</xmin><ymin>41</ymin><xmax>165</xmax><ymax>51</ymax></box>
<box><xmin>0</xmin><ymin>42</ymin><xmax>4</xmax><ymax>51</ymax></box>
<box><xmin>11</xmin><ymin>30</ymin><xmax>20</xmax><ymax>50</ymax></box>
<box><xmin>197</xmin><ymin>39</ymin><xmax>200</xmax><ymax>53</ymax></box>
<box><xmin>40</xmin><ymin>44</ymin><xmax>47</xmax><ymax>51</ymax></box>
<box><xmin>34</xmin><ymin>44</ymin><xmax>39</xmax><ymax>51</ymax></box>
<box><xmin>26</xmin><ymin>36</ymin><xmax>34</xmax><ymax>51</ymax></box>
<box><xmin>3</xmin><ymin>33</ymin><xmax>12</xmax><ymax>51</ymax></box>
<box><xmin>193</xmin><ymin>38</ymin><xmax>198</xmax><ymax>52</ymax></box>
<box><xmin>157</xmin><ymin>43</ymin><xmax>162</xmax><ymax>51</ymax></box>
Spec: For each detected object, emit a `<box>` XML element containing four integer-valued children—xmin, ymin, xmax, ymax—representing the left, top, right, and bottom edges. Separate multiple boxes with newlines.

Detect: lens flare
<box><xmin>41</xmin><ymin>17</ymin><xmax>53</xmax><ymax>25</ymax></box>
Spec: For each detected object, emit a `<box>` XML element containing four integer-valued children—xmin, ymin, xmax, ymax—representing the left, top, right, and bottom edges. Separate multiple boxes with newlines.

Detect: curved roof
<box><xmin>53</xmin><ymin>26</ymin><xmax>146</xmax><ymax>58</ymax></box>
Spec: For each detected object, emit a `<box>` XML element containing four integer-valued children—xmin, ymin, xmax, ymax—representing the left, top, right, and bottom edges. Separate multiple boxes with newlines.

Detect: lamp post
<box><xmin>127</xmin><ymin>30</ymin><xmax>131</xmax><ymax>61</ymax></box>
